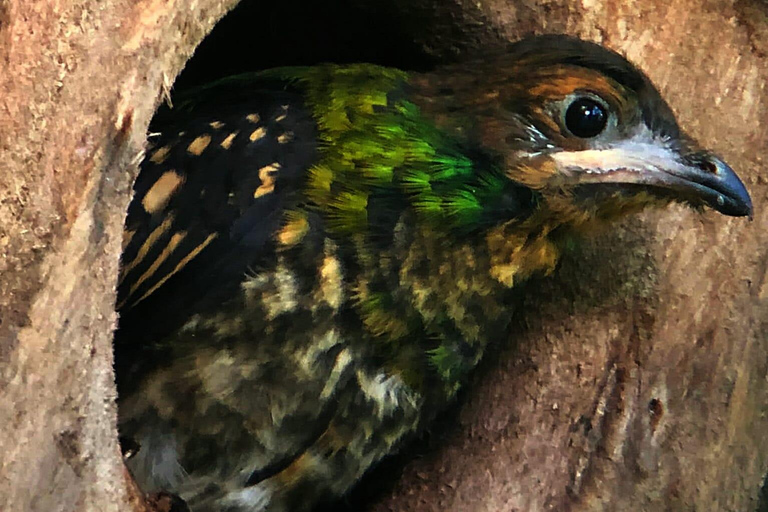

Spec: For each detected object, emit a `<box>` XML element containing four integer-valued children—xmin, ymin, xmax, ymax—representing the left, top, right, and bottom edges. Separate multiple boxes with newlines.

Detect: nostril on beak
<box><xmin>684</xmin><ymin>150</ymin><xmax>724</xmax><ymax>176</ymax></box>
<box><xmin>688</xmin><ymin>153</ymin><xmax>753</xmax><ymax>218</ymax></box>
<box><xmin>693</xmin><ymin>157</ymin><xmax>719</xmax><ymax>175</ymax></box>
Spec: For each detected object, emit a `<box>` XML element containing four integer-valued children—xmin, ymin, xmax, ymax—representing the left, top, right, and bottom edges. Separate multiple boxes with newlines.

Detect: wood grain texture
<box><xmin>0</xmin><ymin>1</ymin><xmax>238</xmax><ymax>510</ymax></box>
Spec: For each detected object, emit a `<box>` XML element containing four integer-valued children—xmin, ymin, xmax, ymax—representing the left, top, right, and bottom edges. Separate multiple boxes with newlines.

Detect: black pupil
<box><xmin>565</xmin><ymin>98</ymin><xmax>607</xmax><ymax>138</ymax></box>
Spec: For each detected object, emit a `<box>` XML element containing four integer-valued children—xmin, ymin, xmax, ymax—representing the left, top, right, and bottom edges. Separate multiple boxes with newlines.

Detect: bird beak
<box><xmin>550</xmin><ymin>140</ymin><xmax>753</xmax><ymax>218</ymax></box>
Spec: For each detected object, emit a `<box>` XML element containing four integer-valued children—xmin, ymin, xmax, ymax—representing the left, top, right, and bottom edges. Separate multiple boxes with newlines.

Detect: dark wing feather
<box><xmin>116</xmin><ymin>82</ymin><xmax>318</xmax><ymax>347</ymax></box>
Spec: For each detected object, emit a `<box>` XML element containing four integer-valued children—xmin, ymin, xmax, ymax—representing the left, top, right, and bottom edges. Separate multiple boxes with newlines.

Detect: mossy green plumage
<box><xmin>268</xmin><ymin>64</ymin><xmax>509</xmax><ymax>235</ymax></box>
<box><xmin>275</xmin><ymin>64</ymin><xmax>515</xmax><ymax>387</ymax></box>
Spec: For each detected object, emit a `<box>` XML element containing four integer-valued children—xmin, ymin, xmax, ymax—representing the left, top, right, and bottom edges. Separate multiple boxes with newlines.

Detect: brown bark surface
<box><xmin>1</xmin><ymin>0</ymin><xmax>766</xmax><ymax>511</ymax></box>
<box><xmin>0</xmin><ymin>1</ymin><xmax>237</xmax><ymax>510</ymax></box>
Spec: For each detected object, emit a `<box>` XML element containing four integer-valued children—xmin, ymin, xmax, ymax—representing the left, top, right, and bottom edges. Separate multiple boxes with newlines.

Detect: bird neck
<box><xmin>341</xmin><ymin>208</ymin><xmax>564</xmax><ymax>402</ymax></box>
<box><xmin>289</xmin><ymin>63</ymin><xmax>574</xmax><ymax>400</ymax></box>
<box><xmin>288</xmin><ymin>63</ymin><xmax>534</xmax><ymax>238</ymax></box>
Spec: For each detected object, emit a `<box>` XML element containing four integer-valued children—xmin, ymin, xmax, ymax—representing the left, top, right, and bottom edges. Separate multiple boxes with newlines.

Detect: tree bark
<box><xmin>1</xmin><ymin>1</ymin><xmax>766</xmax><ymax>511</ymax></box>
<box><xmin>0</xmin><ymin>1</ymin><xmax>237</xmax><ymax>510</ymax></box>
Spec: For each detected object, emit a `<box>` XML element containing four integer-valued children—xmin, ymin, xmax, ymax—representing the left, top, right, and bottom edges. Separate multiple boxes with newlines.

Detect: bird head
<box><xmin>413</xmin><ymin>35</ymin><xmax>752</xmax><ymax>236</ymax></box>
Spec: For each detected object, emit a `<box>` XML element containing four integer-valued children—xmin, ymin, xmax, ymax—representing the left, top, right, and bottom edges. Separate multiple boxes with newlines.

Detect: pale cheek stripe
<box><xmin>548</xmin><ymin>141</ymin><xmax>683</xmax><ymax>176</ymax></box>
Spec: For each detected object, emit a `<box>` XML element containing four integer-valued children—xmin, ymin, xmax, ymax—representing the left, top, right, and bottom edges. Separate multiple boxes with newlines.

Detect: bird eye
<box><xmin>564</xmin><ymin>98</ymin><xmax>608</xmax><ymax>138</ymax></box>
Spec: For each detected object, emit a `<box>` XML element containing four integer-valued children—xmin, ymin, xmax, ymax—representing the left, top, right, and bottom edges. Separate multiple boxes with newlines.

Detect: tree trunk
<box><xmin>0</xmin><ymin>1</ymin><xmax>237</xmax><ymax>510</ymax></box>
<box><xmin>1</xmin><ymin>1</ymin><xmax>765</xmax><ymax>511</ymax></box>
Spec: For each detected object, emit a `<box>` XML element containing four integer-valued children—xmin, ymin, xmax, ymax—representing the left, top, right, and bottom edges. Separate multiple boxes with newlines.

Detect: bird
<box><xmin>114</xmin><ymin>34</ymin><xmax>752</xmax><ymax>512</ymax></box>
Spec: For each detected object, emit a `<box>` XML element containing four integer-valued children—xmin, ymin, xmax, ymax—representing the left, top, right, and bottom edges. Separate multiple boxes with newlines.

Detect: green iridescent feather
<box><xmin>265</xmin><ymin>64</ymin><xmax>509</xmax><ymax>235</ymax></box>
<box><xmin>162</xmin><ymin>64</ymin><xmax>516</xmax><ymax>393</ymax></box>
